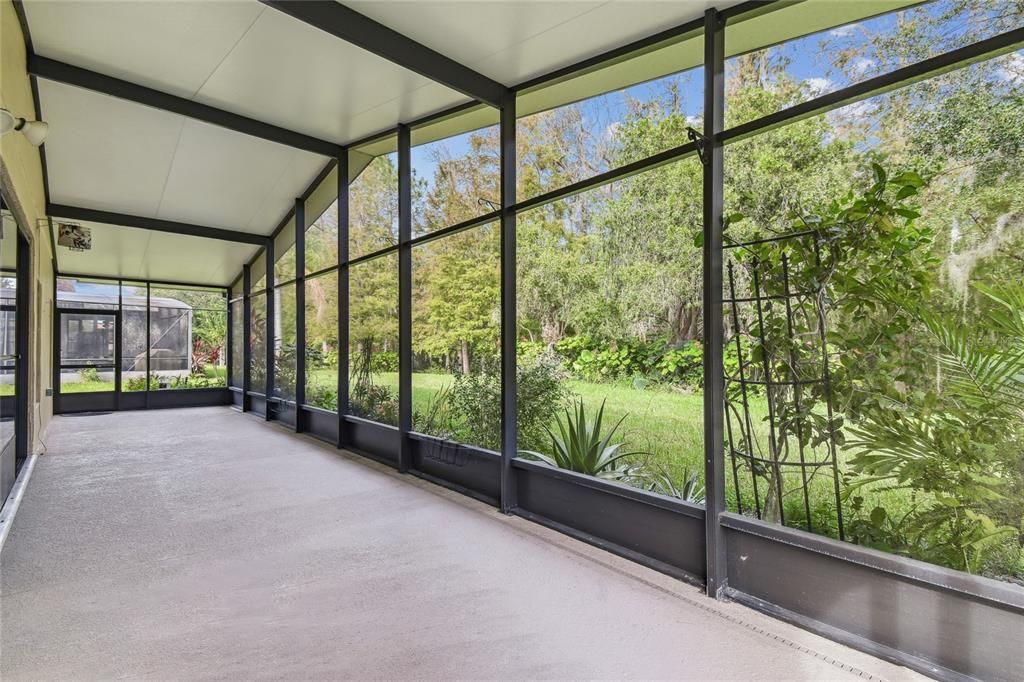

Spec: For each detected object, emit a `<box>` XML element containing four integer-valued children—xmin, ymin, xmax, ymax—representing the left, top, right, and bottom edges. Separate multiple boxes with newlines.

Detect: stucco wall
<box><xmin>1</xmin><ymin>0</ymin><xmax>56</xmax><ymax>453</ymax></box>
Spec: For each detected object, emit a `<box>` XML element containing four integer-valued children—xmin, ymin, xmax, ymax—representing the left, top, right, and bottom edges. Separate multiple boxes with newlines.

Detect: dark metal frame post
<box><xmin>702</xmin><ymin>7</ymin><xmax>727</xmax><ymax>599</ymax></box>
<box><xmin>499</xmin><ymin>92</ymin><xmax>517</xmax><ymax>513</ymax></box>
<box><xmin>242</xmin><ymin>265</ymin><xmax>252</xmax><ymax>412</ymax></box>
<box><xmin>145</xmin><ymin>283</ymin><xmax>151</xmax><ymax>408</ymax></box>
<box><xmin>264</xmin><ymin>243</ymin><xmax>274</xmax><ymax>419</ymax></box>
<box><xmin>294</xmin><ymin>198</ymin><xmax>306</xmax><ymax>432</ymax></box>
<box><xmin>14</xmin><ymin>227</ymin><xmax>30</xmax><ymax>464</ymax></box>
<box><xmin>337</xmin><ymin>152</ymin><xmax>350</xmax><ymax>448</ymax></box>
<box><xmin>397</xmin><ymin>124</ymin><xmax>412</xmax><ymax>472</ymax></box>
<box><xmin>114</xmin><ymin>279</ymin><xmax>122</xmax><ymax>410</ymax></box>
<box><xmin>226</xmin><ymin>284</ymin><xmax>233</xmax><ymax>397</ymax></box>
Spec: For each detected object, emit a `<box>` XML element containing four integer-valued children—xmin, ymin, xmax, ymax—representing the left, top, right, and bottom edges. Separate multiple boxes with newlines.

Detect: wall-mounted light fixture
<box><xmin>0</xmin><ymin>108</ymin><xmax>49</xmax><ymax>147</ymax></box>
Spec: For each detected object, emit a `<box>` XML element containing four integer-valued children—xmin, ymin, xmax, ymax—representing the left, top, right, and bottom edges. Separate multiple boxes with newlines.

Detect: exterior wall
<box><xmin>1</xmin><ymin>0</ymin><xmax>56</xmax><ymax>454</ymax></box>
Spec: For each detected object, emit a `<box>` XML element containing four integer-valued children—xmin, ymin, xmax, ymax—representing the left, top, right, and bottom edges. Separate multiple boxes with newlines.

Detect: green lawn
<box><xmin>323</xmin><ymin>369</ymin><xmax>908</xmax><ymax>532</ymax></box>
<box><xmin>61</xmin><ymin>380</ymin><xmax>116</xmax><ymax>393</ymax></box>
<box><xmin>357</xmin><ymin>370</ymin><xmax>707</xmax><ymax>481</ymax></box>
<box><xmin>56</xmin><ymin>364</ymin><xmax>228</xmax><ymax>394</ymax></box>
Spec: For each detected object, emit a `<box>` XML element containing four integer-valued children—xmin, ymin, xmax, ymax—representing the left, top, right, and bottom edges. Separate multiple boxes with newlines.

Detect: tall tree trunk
<box><xmin>460</xmin><ymin>340</ymin><xmax>471</xmax><ymax>375</ymax></box>
<box><xmin>541</xmin><ymin>316</ymin><xmax>563</xmax><ymax>345</ymax></box>
<box><xmin>670</xmin><ymin>304</ymin><xmax>702</xmax><ymax>344</ymax></box>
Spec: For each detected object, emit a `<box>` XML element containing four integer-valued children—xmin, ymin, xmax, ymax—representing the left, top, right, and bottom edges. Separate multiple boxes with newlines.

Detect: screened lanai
<box><xmin>1</xmin><ymin>1</ymin><xmax>1022</xmax><ymax>680</ymax></box>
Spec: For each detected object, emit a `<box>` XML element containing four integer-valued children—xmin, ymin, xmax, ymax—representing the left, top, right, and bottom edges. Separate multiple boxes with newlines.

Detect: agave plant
<box><xmin>649</xmin><ymin>468</ymin><xmax>706</xmax><ymax>504</ymax></box>
<box><xmin>520</xmin><ymin>398</ymin><xmax>646</xmax><ymax>480</ymax></box>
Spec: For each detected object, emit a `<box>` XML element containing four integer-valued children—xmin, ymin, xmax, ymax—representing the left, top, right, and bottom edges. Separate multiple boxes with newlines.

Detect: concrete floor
<box><xmin>1</xmin><ymin>407</ymin><xmax>927</xmax><ymax>681</ymax></box>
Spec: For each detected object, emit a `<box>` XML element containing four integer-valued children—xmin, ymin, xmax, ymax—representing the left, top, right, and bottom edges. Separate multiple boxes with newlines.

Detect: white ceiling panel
<box><xmin>346</xmin><ymin>1</ymin><xmax>605</xmax><ymax>76</ymax></box>
<box><xmin>193</xmin><ymin>8</ymin><xmax>467</xmax><ymax>144</ymax></box>
<box><xmin>156</xmin><ymin>118</ymin><xmax>325</xmax><ymax>235</ymax></box>
<box><xmin>52</xmin><ymin>220</ymin><xmax>258</xmax><ymax>287</ymax></box>
<box><xmin>344</xmin><ymin>1</ymin><xmax>740</xmax><ymax>86</ymax></box>
<box><xmin>38</xmin><ymin>80</ymin><xmax>184</xmax><ymax>217</ymax></box>
<box><xmin>24</xmin><ymin>0</ymin><xmax>265</xmax><ymax>99</ymax></box>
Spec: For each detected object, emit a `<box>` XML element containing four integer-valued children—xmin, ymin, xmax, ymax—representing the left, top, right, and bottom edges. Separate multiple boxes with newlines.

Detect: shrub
<box><xmin>516</xmin><ymin>351</ymin><xmax>574</xmax><ymax>450</ymax></box>
<box><xmin>446</xmin><ymin>372</ymin><xmax>501</xmax><ymax>448</ymax></box>
<box><xmin>550</xmin><ymin>335</ymin><xmax>709</xmax><ymax>389</ymax></box>
<box><xmin>372</xmin><ymin>351</ymin><xmax>398</xmax><ymax>373</ymax></box>
<box><xmin>125</xmin><ymin>376</ymin><xmax>157</xmax><ymax>391</ymax></box>
<box><xmin>350</xmin><ymin>382</ymin><xmax>398</xmax><ymax>424</ymax></box>
<box><xmin>307</xmin><ymin>384</ymin><xmax>338</xmax><ymax>411</ymax></box>
<box><xmin>413</xmin><ymin>383</ymin><xmax>457</xmax><ymax>439</ymax></box>
<box><xmin>348</xmin><ymin>340</ymin><xmax>398</xmax><ymax>424</ymax></box>
<box><xmin>79</xmin><ymin>367</ymin><xmax>100</xmax><ymax>383</ymax></box>
<box><xmin>654</xmin><ymin>343</ymin><xmax>703</xmax><ymax>385</ymax></box>
<box><xmin>436</xmin><ymin>350</ymin><xmax>573</xmax><ymax>451</ymax></box>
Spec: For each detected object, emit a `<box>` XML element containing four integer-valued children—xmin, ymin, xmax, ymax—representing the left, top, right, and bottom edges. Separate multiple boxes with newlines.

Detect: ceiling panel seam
<box><xmin>189</xmin><ymin>6</ymin><xmax>268</xmax><ymax>99</ymax></box>
<box><xmin>153</xmin><ymin>117</ymin><xmax>188</xmax><ymax>223</ymax></box>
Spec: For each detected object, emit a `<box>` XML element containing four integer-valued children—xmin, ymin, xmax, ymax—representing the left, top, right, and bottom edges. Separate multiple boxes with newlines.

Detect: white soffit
<box><xmin>22</xmin><ymin>0</ymin><xmax>265</xmax><ymax>99</ymax></box>
<box><xmin>272</xmin><ymin>151</ymin><xmax>376</xmax><ymax>258</ymax></box>
<box><xmin>50</xmin><ymin>221</ymin><xmax>258</xmax><ymax>287</ymax></box>
<box><xmin>519</xmin><ymin>0</ymin><xmax>918</xmax><ymax>118</ymax></box>
<box><xmin>305</xmin><ymin>166</ymin><xmax>339</xmax><ymax>232</ymax></box>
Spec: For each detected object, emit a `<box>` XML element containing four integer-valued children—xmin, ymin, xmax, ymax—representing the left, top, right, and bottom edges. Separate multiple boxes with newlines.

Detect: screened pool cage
<box><xmin>56</xmin><ymin>290</ymin><xmax>192</xmax><ymax>386</ymax></box>
<box><xmin>51</xmin><ymin>277</ymin><xmax>229</xmax><ymax>413</ymax></box>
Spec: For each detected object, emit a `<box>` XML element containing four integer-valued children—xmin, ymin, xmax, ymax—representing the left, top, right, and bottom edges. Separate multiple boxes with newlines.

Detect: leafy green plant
<box><xmin>438</xmin><ymin>350</ymin><xmax>572</xmax><ymax>451</ymax></box>
<box><xmin>413</xmin><ymin>383</ymin><xmax>457</xmax><ymax>439</ymax></box>
<box><xmin>515</xmin><ymin>351</ymin><xmax>575</xmax><ymax>450</ymax></box>
<box><xmin>125</xmin><ymin>375</ymin><xmax>158</xmax><ymax>391</ymax></box>
<box><xmin>79</xmin><ymin>367</ymin><xmax>100</xmax><ymax>383</ymax></box>
<box><xmin>726</xmin><ymin>163</ymin><xmax>938</xmax><ymax>525</ymax></box>
<box><xmin>654</xmin><ymin>342</ymin><xmax>703</xmax><ymax>384</ymax></box>
<box><xmin>520</xmin><ymin>398</ymin><xmax>646</xmax><ymax>481</ymax></box>
<box><xmin>648</xmin><ymin>467</ymin><xmax>705</xmax><ymax>504</ymax></box>
<box><xmin>844</xmin><ymin>282</ymin><xmax>1024</xmax><ymax>574</ymax></box>
<box><xmin>306</xmin><ymin>384</ymin><xmax>338</xmax><ymax>411</ymax></box>
<box><xmin>350</xmin><ymin>382</ymin><xmax>398</xmax><ymax>424</ymax></box>
<box><xmin>349</xmin><ymin>336</ymin><xmax>398</xmax><ymax>424</ymax></box>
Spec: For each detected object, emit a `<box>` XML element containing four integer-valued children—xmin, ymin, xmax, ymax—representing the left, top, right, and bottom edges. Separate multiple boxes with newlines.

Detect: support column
<box><xmin>114</xmin><ymin>279</ymin><xmax>122</xmax><ymax>410</ymax></box>
<box><xmin>337</xmin><ymin>152</ymin><xmax>350</xmax><ymax>449</ymax></box>
<box><xmin>499</xmin><ymin>91</ymin><xmax>518</xmax><ymax>513</ymax></box>
<box><xmin>242</xmin><ymin>265</ymin><xmax>251</xmax><ymax>412</ymax></box>
<box><xmin>702</xmin><ymin>7</ymin><xmax>727</xmax><ymax>599</ymax></box>
<box><xmin>294</xmin><ymin>198</ymin><xmax>306</xmax><ymax>431</ymax></box>
<box><xmin>265</xmin><ymin>241</ymin><xmax>275</xmax><ymax>420</ymax></box>
<box><xmin>145</xmin><ymin>282</ymin><xmax>152</xmax><ymax>409</ymax></box>
<box><xmin>226</xmin><ymin>283</ymin><xmax>233</xmax><ymax>399</ymax></box>
<box><xmin>397</xmin><ymin>124</ymin><xmax>412</xmax><ymax>472</ymax></box>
